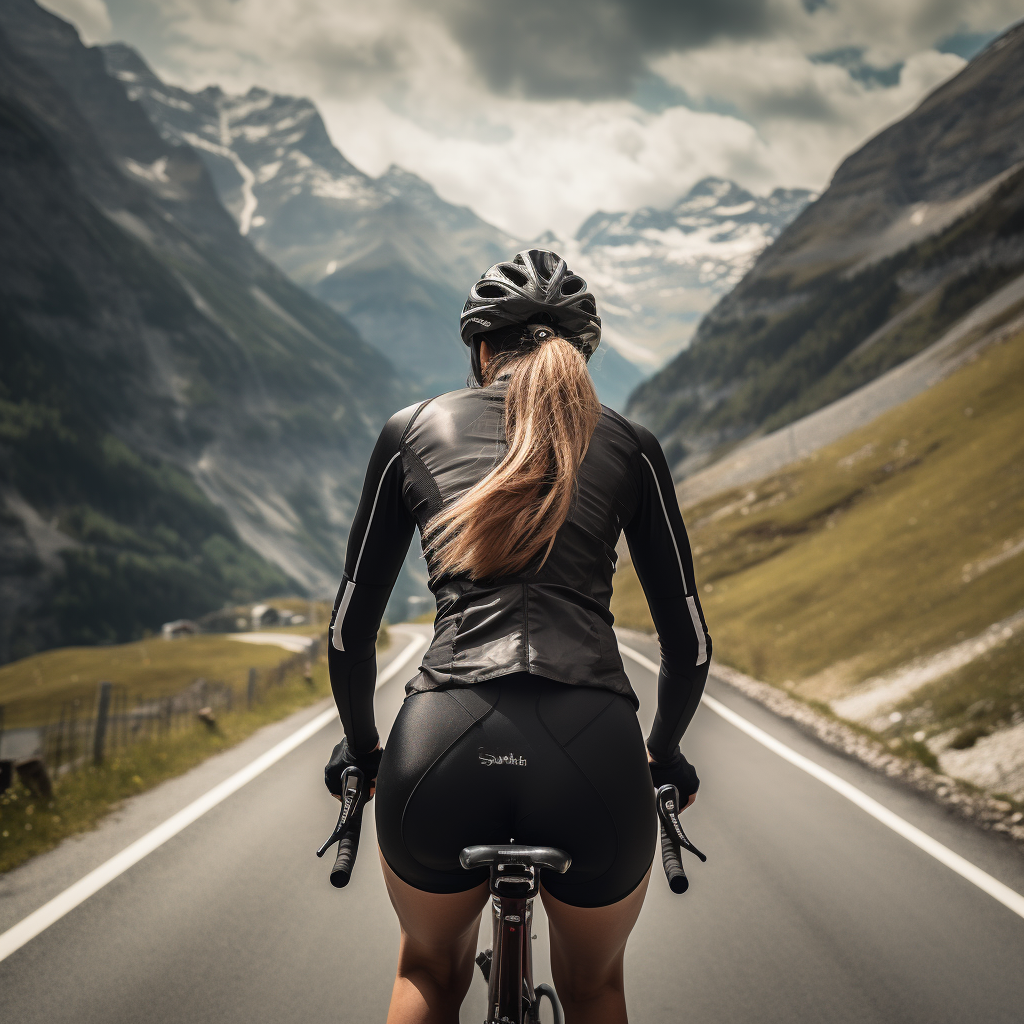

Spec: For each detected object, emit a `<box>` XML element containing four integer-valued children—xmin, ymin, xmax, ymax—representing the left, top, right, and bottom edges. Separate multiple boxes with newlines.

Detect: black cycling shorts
<box><xmin>374</xmin><ymin>673</ymin><xmax>657</xmax><ymax>908</ymax></box>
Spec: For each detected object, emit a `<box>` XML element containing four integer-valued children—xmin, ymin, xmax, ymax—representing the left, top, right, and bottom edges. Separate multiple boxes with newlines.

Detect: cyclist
<box><xmin>325</xmin><ymin>249</ymin><xmax>711</xmax><ymax>1024</ymax></box>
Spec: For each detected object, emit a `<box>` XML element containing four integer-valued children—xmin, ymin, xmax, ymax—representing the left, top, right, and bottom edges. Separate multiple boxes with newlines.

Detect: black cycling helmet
<box><xmin>461</xmin><ymin>249</ymin><xmax>601</xmax><ymax>383</ymax></box>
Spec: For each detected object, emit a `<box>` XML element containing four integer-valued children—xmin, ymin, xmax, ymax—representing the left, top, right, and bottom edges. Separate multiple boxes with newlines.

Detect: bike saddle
<box><xmin>459</xmin><ymin>844</ymin><xmax>571</xmax><ymax>873</ymax></box>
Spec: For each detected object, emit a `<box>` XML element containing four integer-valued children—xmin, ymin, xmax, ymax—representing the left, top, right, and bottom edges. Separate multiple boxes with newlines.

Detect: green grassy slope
<box><xmin>612</xmin><ymin>324</ymin><xmax>1024</xmax><ymax>708</ymax></box>
<box><xmin>0</xmin><ymin>598</ymin><xmax>335</xmax><ymax>728</ymax></box>
<box><xmin>889</xmin><ymin>629</ymin><xmax>1024</xmax><ymax>764</ymax></box>
<box><xmin>0</xmin><ymin>647</ymin><xmax>332</xmax><ymax>873</ymax></box>
<box><xmin>0</xmin><ymin>634</ymin><xmax>300</xmax><ymax>729</ymax></box>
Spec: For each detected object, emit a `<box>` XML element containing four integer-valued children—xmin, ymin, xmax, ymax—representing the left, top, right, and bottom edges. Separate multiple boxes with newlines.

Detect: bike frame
<box><xmin>461</xmin><ymin>846</ymin><xmax>567</xmax><ymax>1024</ymax></box>
<box><xmin>485</xmin><ymin>886</ymin><xmax>532</xmax><ymax>1021</ymax></box>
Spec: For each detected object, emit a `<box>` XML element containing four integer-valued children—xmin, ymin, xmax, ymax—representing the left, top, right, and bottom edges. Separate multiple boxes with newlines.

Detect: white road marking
<box><xmin>375</xmin><ymin>628</ymin><xmax>426</xmax><ymax>689</ymax></box>
<box><xmin>0</xmin><ymin>631</ymin><xmax>426</xmax><ymax>964</ymax></box>
<box><xmin>617</xmin><ymin>642</ymin><xmax>1024</xmax><ymax>922</ymax></box>
<box><xmin>229</xmin><ymin>632</ymin><xmax>315</xmax><ymax>654</ymax></box>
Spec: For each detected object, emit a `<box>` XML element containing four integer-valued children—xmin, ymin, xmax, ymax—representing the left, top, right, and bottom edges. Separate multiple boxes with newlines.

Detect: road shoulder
<box><xmin>615</xmin><ymin>628</ymin><xmax>1024</xmax><ymax>862</ymax></box>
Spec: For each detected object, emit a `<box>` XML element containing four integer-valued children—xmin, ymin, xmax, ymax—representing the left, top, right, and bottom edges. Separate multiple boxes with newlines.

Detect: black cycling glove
<box><xmin>325</xmin><ymin>737</ymin><xmax>383</xmax><ymax>800</ymax></box>
<box><xmin>648</xmin><ymin>747</ymin><xmax>699</xmax><ymax>801</ymax></box>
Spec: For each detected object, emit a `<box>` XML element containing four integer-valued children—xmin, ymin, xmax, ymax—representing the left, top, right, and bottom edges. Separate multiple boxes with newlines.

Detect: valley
<box><xmin>0</xmin><ymin>0</ymin><xmax>407</xmax><ymax>658</ymax></box>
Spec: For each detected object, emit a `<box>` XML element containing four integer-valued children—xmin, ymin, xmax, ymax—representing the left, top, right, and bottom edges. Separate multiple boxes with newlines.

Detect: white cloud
<box><xmin>145</xmin><ymin>0</ymin><xmax>458</xmax><ymax>99</ymax></box>
<box><xmin>46</xmin><ymin>0</ymin><xmax>1022</xmax><ymax>236</ymax></box>
<box><xmin>38</xmin><ymin>0</ymin><xmax>112</xmax><ymax>43</ymax></box>
<box><xmin>653</xmin><ymin>43</ymin><xmax>966</xmax><ymax>192</ymax></box>
<box><xmin>323</xmin><ymin>98</ymin><xmax>773</xmax><ymax>238</ymax></box>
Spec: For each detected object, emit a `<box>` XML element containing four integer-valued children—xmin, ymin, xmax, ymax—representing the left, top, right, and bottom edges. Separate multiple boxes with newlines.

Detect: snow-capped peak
<box><xmin>548</xmin><ymin>177</ymin><xmax>814</xmax><ymax>365</ymax></box>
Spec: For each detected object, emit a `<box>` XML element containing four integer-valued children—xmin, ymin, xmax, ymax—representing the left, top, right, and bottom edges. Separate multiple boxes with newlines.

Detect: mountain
<box><xmin>0</xmin><ymin>0</ymin><xmax>407</xmax><ymax>660</ymax></box>
<box><xmin>99</xmin><ymin>44</ymin><xmax>655</xmax><ymax>409</ymax></box>
<box><xmin>100</xmin><ymin>44</ymin><xmax>521</xmax><ymax>397</ymax></box>
<box><xmin>541</xmin><ymin>179</ymin><xmax>814</xmax><ymax>368</ymax></box>
<box><xmin>629</xmin><ymin>24</ymin><xmax>1024</xmax><ymax>473</ymax></box>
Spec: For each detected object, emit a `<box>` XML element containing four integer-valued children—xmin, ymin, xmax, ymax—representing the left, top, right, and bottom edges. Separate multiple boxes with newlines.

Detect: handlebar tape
<box><xmin>330</xmin><ymin>805</ymin><xmax>363</xmax><ymax>889</ymax></box>
<box><xmin>660</xmin><ymin>822</ymin><xmax>689</xmax><ymax>894</ymax></box>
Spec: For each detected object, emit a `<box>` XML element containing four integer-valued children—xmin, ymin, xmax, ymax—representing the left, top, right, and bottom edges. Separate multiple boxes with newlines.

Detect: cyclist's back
<box><xmin>337</xmin><ymin>380</ymin><xmax>705</xmax><ymax>702</ymax></box>
<box><xmin>324</xmin><ymin>249</ymin><xmax>711</xmax><ymax>1023</ymax></box>
<box><xmin>332</xmin><ymin>377</ymin><xmax>709</xmax><ymax>739</ymax></box>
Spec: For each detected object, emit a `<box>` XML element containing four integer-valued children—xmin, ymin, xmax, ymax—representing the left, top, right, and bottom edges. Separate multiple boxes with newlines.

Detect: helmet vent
<box><xmin>477</xmin><ymin>283</ymin><xmax>509</xmax><ymax>299</ymax></box>
<box><xmin>461</xmin><ymin>248</ymin><xmax>601</xmax><ymax>362</ymax></box>
<box><xmin>535</xmin><ymin>250</ymin><xmax>559</xmax><ymax>277</ymax></box>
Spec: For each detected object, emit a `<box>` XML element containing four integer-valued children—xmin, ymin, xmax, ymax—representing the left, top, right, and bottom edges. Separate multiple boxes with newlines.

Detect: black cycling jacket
<box><xmin>328</xmin><ymin>379</ymin><xmax>711</xmax><ymax>762</ymax></box>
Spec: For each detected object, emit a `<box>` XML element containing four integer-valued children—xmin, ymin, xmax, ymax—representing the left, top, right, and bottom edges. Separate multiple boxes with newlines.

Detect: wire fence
<box><xmin>0</xmin><ymin>636</ymin><xmax>325</xmax><ymax>789</ymax></box>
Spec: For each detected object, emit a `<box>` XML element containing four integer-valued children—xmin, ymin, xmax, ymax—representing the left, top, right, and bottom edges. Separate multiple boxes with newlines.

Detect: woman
<box><xmin>325</xmin><ymin>249</ymin><xmax>711</xmax><ymax>1024</ymax></box>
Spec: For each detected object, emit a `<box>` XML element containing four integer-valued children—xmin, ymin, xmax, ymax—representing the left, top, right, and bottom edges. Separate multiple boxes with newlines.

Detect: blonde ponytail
<box><xmin>426</xmin><ymin>336</ymin><xmax>601</xmax><ymax>580</ymax></box>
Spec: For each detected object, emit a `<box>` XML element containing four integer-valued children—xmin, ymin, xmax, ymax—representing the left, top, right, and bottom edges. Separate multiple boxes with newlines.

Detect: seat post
<box><xmin>492</xmin><ymin>891</ymin><xmax>528</xmax><ymax>1022</ymax></box>
<box><xmin>459</xmin><ymin>844</ymin><xmax>570</xmax><ymax>1024</ymax></box>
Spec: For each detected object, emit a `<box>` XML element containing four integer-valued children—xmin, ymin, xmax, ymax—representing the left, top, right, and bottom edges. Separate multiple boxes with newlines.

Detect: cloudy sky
<box><xmin>44</xmin><ymin>0</ymin><xmax>1023</xmax><ymax>238</ymax></box>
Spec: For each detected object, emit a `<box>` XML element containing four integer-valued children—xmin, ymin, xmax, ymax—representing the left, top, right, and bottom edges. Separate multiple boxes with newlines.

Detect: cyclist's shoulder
<box><xmin>381</xmin><ymin>387</ymin><xmax>472</xmax><ymax>434</ymax></box>
<box><xmin>379</xmin><ymin>401</ymin><xmax>428</xmax><ymax>448</ymax></box>
<box><xmin>402</xmin><ymin>386</ymin><xmax>498</xmax><ymax>438</ymax></box>
<box><xmin>594</xmin><ymin>404</ymin><xmax>657</xmax><ymax>456</ymax></box>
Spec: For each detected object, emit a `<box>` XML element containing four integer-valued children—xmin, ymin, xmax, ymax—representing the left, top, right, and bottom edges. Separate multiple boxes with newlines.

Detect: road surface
<box><xmin>1</xmin><ymin>624</ymin><xmax>1023</xmax><ymax>1022</ymax></box>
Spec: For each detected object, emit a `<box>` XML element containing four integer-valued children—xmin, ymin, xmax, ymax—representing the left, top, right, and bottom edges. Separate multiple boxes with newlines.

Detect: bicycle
<box><xmin>318</xmin><ymin>767</ymin><xmax>706</xmax><ymax>1023</ymax></box>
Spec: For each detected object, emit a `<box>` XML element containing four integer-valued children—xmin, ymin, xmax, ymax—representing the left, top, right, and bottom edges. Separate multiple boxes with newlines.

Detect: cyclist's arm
<box><xmin>622</xmin><ymin>422</ymin><xmax>712</xmax><ymax>763</ymax></box>
<box><xmin>328</xmin><ymin>405</ymin><xmax>420</xmax><ymax>754</ymax></box>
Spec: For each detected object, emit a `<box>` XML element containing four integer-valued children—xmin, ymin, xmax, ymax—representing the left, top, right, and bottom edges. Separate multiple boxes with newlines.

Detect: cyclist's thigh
<box><xmin>375</xmin><ymin>685</ymin><xmax>506</xmax><ymax>893</ymax></box>
<box><xmin>515</xmin><ymin>680</ymin><xmax>657</xmax><ymax>908</ymax></box>
<box><xmin>540</xmin><ymin>864</ymin><xmax>651</xmax><ymax>993</ymax></box>
<box><xmin>378</xmin><ymin>852</ymin><xmax>488</xmax><ymax>965</ymax></box>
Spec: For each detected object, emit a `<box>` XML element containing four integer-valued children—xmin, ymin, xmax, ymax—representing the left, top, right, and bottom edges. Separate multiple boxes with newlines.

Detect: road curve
<box><xmin>1</xmin><ymin>625</ymin><xmax>1023</xmax><ymax>1023</ymax></box>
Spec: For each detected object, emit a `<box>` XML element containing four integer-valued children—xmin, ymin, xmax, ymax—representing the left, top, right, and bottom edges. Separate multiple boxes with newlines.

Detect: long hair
<box><xmin>426</xmin><ymin>333</ymin><xmax>602</xmax><ymax>580</ymax></box>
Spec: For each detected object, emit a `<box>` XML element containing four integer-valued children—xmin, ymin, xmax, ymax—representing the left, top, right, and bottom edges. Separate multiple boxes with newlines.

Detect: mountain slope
<box><xmin>101</xmin><ymin>44</ymin><xmax>521</xmax><ymax>396</ymax></box>
<box><xmin>0</xmin><ymin>1</ymin><xmax>408</xmax><ymax>657</ymax></box>
<box><xmin>0</xmin><ymin>38</ymin><xmax>288</xmax><ymax>660</ymax></box>
<box><xmin>612</xmin><ymin>318</ymin><xmax>1024</xmax><ymax>795</ymax></box>
<box><xmin>629</xmin><ymin>24</ymin><xmax>1024</xmax><ymax>474</ymax></box>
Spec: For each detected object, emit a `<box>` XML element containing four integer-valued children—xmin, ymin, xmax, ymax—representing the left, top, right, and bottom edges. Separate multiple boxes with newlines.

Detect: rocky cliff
<box><xmin>100</xmin><ymin>43</ymin><xmax>520</xmax><ymax>397</ymax></box>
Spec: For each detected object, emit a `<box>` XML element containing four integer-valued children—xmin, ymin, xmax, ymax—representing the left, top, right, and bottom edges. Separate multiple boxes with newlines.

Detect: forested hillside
<box><xmin>0</xmin><ymin>1</ymin><xmax>406</xmax><ymax>661</ymax></box>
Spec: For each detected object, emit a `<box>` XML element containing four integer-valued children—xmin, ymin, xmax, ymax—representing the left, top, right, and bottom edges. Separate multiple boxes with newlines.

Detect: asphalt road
<box><xmin>2</xmin><ymin>624</ymin><xmax>1023</xmax><ymax>1023</ymax></box>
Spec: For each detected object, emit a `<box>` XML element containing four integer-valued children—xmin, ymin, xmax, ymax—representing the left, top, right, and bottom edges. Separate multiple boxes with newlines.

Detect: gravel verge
<box><xmin>712</xmin><ymin>662</ymin><xmax>1024</xmax><ymax>849</ymax></box>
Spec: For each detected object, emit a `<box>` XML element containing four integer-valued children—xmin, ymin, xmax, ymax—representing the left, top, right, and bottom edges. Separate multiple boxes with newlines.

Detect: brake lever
<box><xmin>316</xmin><ymin>766</ymin><xmax>364</xmax><ymax>858</ymax></box>
<box><xmin>656</xmin><ymin>784</ymin><xmax>707</xmax><ymax>863</ymax></box>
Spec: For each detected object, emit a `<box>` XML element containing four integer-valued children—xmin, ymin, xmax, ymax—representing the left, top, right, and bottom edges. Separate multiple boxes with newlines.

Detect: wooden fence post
<box><xmin>247</xmin><ymin>668</ymin><xmax>257</xmax><ymax>709</ymax></box>
<box><xmin>93</xmin><ymin>680</ymin><xmax>113</xmax><ymax>765</ymax></box>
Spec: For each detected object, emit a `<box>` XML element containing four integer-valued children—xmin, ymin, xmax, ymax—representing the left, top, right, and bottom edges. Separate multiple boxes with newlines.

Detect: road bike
<box><xmin>318</xmin><ymin>768</ymin><xmax>705</xmax><ymax>1023</ymax></box>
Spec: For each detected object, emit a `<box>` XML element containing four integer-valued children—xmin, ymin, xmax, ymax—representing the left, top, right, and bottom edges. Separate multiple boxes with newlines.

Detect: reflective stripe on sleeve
<box><xmin>331</xmin><ymin>580</ymin><xmax>356</xmax><ymax>652</ymax></box>
<box><xmin>352</xmin><ymin>452</ymin><xmax>402</xmax><ymax>580</ymax></box>
<box><xmin>686</xmin><ymin>596</ymin><xmax>708</xmax><ymax>666</ymax></box>
<box><xmin>640</xmin><ymin>452</ymin><xmax>707</xmax><ymax>666</ymax></box>
<box><xmin>640</xmin><ymin>454</ymin><xmax>688</xmax><ymax>595</ymax></box>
